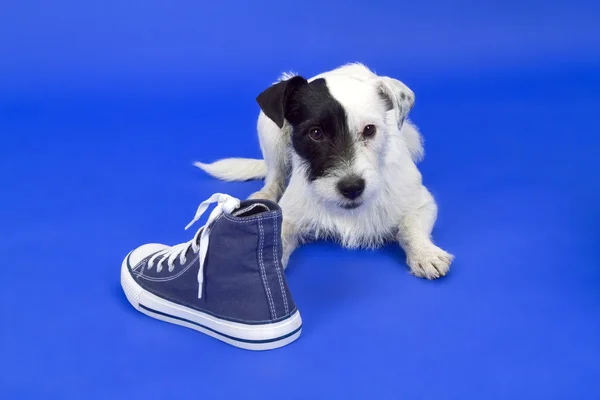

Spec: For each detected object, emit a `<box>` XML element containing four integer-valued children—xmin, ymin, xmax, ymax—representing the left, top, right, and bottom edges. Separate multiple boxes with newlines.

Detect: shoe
<box><xmin>120</xmin><ymin>193</ymin><xmax>302</xmax><ymax>351</ymax></box>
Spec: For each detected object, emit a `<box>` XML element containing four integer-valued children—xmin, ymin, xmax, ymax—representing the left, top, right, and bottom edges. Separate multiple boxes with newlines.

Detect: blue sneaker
<box><xmin>120</xmin><ymin>193</ymin><xmax>302</xmax><ymax>350</ymax></box>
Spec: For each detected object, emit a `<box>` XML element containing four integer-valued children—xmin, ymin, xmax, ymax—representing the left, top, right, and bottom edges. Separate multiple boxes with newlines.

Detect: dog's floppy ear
<box><xmin>377</xmin><ymin>76</ymin><xmax>415</xmax><ymax>127</ymax></box>
<box><xmin>256</xmin><ymin>75</ymin><xmax>307</xmax><ymax>128</ymax></box>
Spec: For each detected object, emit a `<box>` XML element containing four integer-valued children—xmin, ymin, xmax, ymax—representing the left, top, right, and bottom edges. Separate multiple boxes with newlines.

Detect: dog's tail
<box><xmin>193</xmin><ymin>158</ymin><xmax>267</xmax><ymax>181</ymax></box>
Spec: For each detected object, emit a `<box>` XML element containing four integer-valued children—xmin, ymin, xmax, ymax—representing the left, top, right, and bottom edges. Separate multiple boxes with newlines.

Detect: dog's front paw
<box><xmin>406</xmin><ymin>244</ymin><xmax>454</xmax><ymax>279</ymax></box>
<box><xmin>249</xmin><ymin>189</ymin><xmax>279</xmax><ymax>203</ymax></box>
<box><xmin>280</xmin><ymin>242</ymin><xmax>294</xmax><ymax>270</ymax></box>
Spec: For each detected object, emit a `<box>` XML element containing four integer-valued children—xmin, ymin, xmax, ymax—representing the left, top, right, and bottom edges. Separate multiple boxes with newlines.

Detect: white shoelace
<box><xmin>146</xmin><ymin>193</ymin><xmax>241</xmax><ymax>298</ymax></box>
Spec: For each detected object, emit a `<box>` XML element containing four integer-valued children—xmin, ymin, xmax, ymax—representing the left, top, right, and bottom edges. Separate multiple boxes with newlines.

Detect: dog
<box><xmin>195</xmin><ymin>63</ymin><xmax>453</xmax><ymax>279</ymax></box>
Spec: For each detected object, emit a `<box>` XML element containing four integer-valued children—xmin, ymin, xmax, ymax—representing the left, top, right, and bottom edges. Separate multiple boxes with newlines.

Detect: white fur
<box><xmin>195</xmin><ymin>63</ymin><xmax>453</xmax><ymax>279</ymax></box>
<box><xmin>193</xmin><ymin>159</ymin><xmax>266</xmax><ymax>181</ymax></box>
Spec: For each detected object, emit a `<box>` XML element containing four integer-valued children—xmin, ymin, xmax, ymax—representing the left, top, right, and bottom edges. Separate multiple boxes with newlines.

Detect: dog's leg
<box><xmin>277</xmin><ymin>183</ymin><xmax>306</xmax><ymax>269</ymax></box>
<box><xmin>396</xmin><ymin>187</ymin><xmax>454</xmax><ymax>279</ymax></box>
<box><xmin>248</xmin><ymin>113</ymin><xmax>290</xmax><ymax>202</ymax></box>
<box><xmin>280</xmin><ymin>217</ymin><xmax>300</xmax><ymax>269</ymax></box>
<box><xmin>248</xmin><ymin>159</ymin><xmax>286</xmax><ymax>203</ymax></box>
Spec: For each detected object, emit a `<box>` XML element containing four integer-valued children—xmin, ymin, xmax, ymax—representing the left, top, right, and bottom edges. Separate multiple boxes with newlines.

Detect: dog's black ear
<box><xmin>256</xmin><ymin>75</ymin><xmax>307</xmax><ymax>128</ymax></box>
<box><xmin>377</xmin><ymin>76</ymin><xmax>415</xmax><ymax>126</ymax></box>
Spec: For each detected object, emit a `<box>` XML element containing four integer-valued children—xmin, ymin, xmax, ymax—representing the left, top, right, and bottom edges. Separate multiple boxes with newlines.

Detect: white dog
<box><xmin>195</xmin><ymin>63</ymin><xmax>453</xmax><ymax>279</ymax></box>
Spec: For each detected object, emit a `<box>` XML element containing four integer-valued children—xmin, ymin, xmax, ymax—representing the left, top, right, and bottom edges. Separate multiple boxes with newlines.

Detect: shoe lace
<box><xmin>146</xmin><ymin>193</ymin><xmax>240</xmax><ymax>298</ymax></box>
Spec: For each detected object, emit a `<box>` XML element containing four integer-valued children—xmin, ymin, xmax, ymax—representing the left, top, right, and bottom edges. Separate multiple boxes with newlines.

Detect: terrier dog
<box><xmin>195</xmin><ymin>63</ymin><xmax>453</xmax><ymax>279</ymax></box>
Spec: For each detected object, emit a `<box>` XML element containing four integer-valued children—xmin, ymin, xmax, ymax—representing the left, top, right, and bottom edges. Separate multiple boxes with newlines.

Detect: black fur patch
<box><xmin>284</xmin><ymin>78</ymin><xmax>354</xmax><ymax>181</ymax></box>
<box><xmin>256</xmin><ymin>76</ymin><xmax>307</xmax><ymax>128</ymax></box>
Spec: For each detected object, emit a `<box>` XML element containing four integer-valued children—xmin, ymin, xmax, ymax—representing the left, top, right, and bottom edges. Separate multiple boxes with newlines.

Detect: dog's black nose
<box><xmin>337</xmin><ymin>177</ymin><xmax>365</xmax><ymax>200</ymax></box>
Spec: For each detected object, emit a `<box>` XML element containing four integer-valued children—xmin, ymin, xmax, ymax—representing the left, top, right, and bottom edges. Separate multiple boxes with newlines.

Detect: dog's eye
<box><xmin>309</xmin><ymin>128</ymin><xmax>324</xmax><ymax>142</ymax></box>
<box><xmin>362</xmin><ymin>125</ymin><xmax>376</xmax><ymax>138</ymax></box>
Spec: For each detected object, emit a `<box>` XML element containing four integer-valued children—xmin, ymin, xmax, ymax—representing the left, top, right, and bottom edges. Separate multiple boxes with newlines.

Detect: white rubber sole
<box><xmin>121</xmin><ymin>256</ymin><xmax>302</xmax><ymax>351</ymax></box>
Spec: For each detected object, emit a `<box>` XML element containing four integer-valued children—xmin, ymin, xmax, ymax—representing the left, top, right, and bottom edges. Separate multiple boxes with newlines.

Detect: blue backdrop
<box><xmin>1</xmin><ymin>0</ymin><xmax>600</xmax><ymax>398</ymax></box>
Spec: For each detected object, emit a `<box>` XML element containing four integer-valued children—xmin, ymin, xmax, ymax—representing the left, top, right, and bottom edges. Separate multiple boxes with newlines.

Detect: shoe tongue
<box><xmin>232</xmin><ymin>203</ymin><xmax>270</xmax><ymax>217</ymax></box>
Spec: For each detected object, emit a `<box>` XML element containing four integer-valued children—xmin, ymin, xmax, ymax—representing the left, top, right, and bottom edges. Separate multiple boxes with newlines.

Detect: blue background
<box><xmin>1</xmin><ymin>0</ymin><xmax>600</xmax><ymax>398</ymax></box>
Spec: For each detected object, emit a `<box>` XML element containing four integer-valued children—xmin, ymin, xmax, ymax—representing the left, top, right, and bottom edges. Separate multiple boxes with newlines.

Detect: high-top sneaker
<box><xmin>120</xmin><ymin>193</ymin><xmax>302</xmax><ymax>350</ymax></box>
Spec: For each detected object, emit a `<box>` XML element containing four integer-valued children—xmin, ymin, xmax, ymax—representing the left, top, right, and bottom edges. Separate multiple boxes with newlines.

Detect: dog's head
<box><xmin>256</xmin><ymin>72</ymin><xmax>414</xmax><ymax>210</ymax></box>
